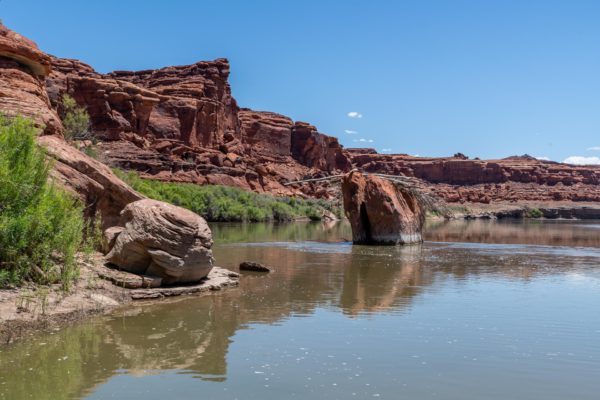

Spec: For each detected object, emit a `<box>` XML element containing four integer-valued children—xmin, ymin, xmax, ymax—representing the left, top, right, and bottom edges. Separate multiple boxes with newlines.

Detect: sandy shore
<box><xmin>0</xmin><ymin>254</ymin><xmax>239</xmax><ymax>345</ymax></box>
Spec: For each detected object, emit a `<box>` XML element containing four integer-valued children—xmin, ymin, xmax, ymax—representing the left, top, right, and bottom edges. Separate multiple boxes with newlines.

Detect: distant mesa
<box><xmin>503</xmin><ymin>154</ymin><xmax>538</xmax><ymax>161</ymax></box>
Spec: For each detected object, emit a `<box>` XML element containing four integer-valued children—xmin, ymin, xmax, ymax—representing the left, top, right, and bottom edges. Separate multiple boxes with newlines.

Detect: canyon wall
<box><xmin>2</xmin><ymin>24</ymin><xmax>600</xmax><ymax>206</ymax></box>
<box><xmin>45</xmin><ymin>56</ymin><xmax>350</xmax><ymax>198</ymax></box>
<box><xmin>0</xmin><ymin>25</ymin><xmax>142</xmax><ymax>228</ymax></box>
<box><xmin>347</xmin><ymin>151</ymin><xmax>600</xmax><ymax>203</ymax></box>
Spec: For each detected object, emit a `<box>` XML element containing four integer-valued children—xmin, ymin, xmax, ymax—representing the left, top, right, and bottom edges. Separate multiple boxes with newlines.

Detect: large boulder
<box><xmin>342</xmin><ymin>172</ymin><xmax>425</xmax><ymax>245</ymax></box>
<box><xmin>105</xmin><ymin>199</ymin><xmax>214</xmax><ymax>285</ymax></box>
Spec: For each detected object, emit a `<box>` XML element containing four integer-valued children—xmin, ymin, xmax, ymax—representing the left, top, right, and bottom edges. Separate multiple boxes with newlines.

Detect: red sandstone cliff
<box><xmin>45</xmin><ymin>56</ymin><xmax>351</xmax><ymax>198</ymax></box>
<box><xmin>347</xmin><ymin>151</ymin><xmax>600</xmax><ymax>204</ymax></box>
<box><xmin>0</xmin><ymin>25</ymin><xmax>142</xmax><ymax>228</ymax></box>
<box><xmin>0</xmin><ymin>25</ymin><xmax>61</xmax><ymax>135</ymax></box>
<box><xmin>2</xmin><ymin>24</ymin><xmax>600</xmax><ymax>208</ymax></box>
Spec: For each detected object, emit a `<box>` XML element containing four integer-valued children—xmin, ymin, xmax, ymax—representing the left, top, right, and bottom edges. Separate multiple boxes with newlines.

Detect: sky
<box><xmin>2</xmin><ymin>0</ymin><xmax>600</xmax><ymax>164</ymax></box>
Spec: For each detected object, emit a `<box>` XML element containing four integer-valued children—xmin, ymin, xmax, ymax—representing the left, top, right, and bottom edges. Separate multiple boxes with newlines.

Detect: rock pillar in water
<box><xmin>342</xmin><ymin>171</ymin><xmax>425</xmax><ymax>245</ymax></box>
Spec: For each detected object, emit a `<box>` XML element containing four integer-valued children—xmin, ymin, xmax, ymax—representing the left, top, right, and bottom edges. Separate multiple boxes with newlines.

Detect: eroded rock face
<box><xmin>48</xmin><ymin>56</ymin><xmax>161</xmax><ymax>141</ymax></box>
<box><xmin>342</xmin><ymin>172</ymin><xmax>425</xmax><ymax>245</ymax></box>
<box><xmin>6</xmin><ymin>25</ymin><xmax>600</xmax><ymax>208</ymax></box>
<box><xmin>105</xmin><ymin>199</ymin><xmax>214</xmax><ymax>285</ymax></box>
<box><xmin>348</xmin><ymin>151</ymin><xmax>600</xmax><ymax>203</ymax></box>
<box><xmin>239</xmin><ymin>109</ymin><xmax>293</xmax><ymax>157</ymax></box>
<box><xmin>38</xmin><ymin>135</ymin><xmax>143</xmax><ymax>228</ymax></box>
<box><xmin>291</xmin><ymin>122</ymin><xmax>351</xmax><ymax>172</ymax></box>
<box><xmin>45</xmin><ymin>55</ymin><xmax>350</xmax><ymax>198</ymax></box>
<box><xmin>110</xmin><ymin>59</ymin><xmax>240</xmax><ymax>148</ymax></box>
<box><xmin>0</xmin><ymin>25</ymin><xmax>62</xmax><ymax>135</ymax></box>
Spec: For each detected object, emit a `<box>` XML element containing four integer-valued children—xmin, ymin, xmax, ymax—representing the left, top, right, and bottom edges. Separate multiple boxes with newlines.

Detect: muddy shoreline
<box><xmin>0</xmin><ymin>254</ymin><xmax>239</xmax><ymax>346</ymax></box>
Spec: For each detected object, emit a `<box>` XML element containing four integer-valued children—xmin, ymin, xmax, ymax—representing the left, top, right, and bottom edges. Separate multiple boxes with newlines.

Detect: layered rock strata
<box><xmin>45</xmin><ymin>57</ymin><xmax>352</xmax><ymax>198</ymax></box>
<box><xmin>348</xmin><ymin>151</ymin><xmax>600</xmax><ymax>204</ymax></box>
<box><xmin>0</xmin><ymin>25</ymin><xmax>62</xmax><ymax>134</ymax></box>
<box><xmin>2</xmin><ymin>24</ymin><xmax>600</xmax><ymax>210</ymax></box>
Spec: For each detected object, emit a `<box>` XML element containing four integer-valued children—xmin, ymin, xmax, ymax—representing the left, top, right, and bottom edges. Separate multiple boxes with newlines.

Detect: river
<box><xmin>1</xmin><ymin>220</ymin><xmax>599</xmax><ymax>399</ymax></box>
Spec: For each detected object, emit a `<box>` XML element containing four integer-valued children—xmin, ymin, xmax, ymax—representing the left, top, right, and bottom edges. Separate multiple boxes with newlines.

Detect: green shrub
<box><xmin>61</xmin><ymin>94</ymin><xmax>91</xmax><ymax>142</ymax></box>
<box><xmin>0</xmin><ymin>116</ymin><xmax>85</xmax><ymax>289</ymax></box>
<box><xmin>526</xmin><ymin>207</ymin><xmax>544</xmax><ymax>218</ymax></box>
<box><xmin>270</xmin><ymin>202</ymin><xmax>296</xmax><ymax>221</ymax></box>
<box><xmin>115</xmin><ymin>169</ymin><xmax>341</xmax><ymax>222</ymax></box>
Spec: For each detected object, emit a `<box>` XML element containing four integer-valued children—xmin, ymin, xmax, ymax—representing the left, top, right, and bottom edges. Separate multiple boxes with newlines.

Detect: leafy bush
<box><xmin>115</xmin><ymin>169</ymin><xmax>341</xmax><ymax>222</ymax></box>
<box><xmin>0</xmin><ymin>116</ymin><xmax>86</xmax><ymax>289</ymax></box>
<box><xmin>61</xmin><ymin>94</ymin><xmax>90</xmax><ymax>142</ymax></box>
<box><xmin>526</xmin><ymin>208</ymin><xmax>544</xmax><ymax>218</ymax></box>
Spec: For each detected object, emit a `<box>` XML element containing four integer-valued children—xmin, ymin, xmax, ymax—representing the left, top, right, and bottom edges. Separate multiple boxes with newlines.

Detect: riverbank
<box><xmin>3</xmin><ymin>199</ymin><xmax>599</xmax><ymax>346</ymax></box>
<box><xmin>0</xmin><ymin>253</ymin><xmax>239</xmax><ymax>345</ymax></box>
<box><xmin>447</xmin><ymin>201</ymin><xmax>600</xmax><ymax>220</ymax></box>
<box><xmin>115</xmin><ymin>170</ymin><xmax>342</xmax><ymax>222</ymax></box>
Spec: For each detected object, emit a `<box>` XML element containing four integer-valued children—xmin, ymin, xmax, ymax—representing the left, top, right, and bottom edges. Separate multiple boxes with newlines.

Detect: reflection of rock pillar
<box><xmin>339</xmin><ymin>245</ymin><xmax>430</xmax><ymax>315</ymax></box>
<box><xmin>342</xmin><ymin>171</ymin><xmax>425</xmax><ymax>245</ymax></box>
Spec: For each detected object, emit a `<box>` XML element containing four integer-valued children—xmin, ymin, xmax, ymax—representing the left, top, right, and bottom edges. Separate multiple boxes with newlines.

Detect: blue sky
<box><xmin>2</xmin><ymin>0</ymin><xmax>600</xmax><ymax>163</ymax></box>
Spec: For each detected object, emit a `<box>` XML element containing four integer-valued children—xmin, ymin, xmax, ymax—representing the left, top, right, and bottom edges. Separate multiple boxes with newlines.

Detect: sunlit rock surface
<box><xmin>105</xmin><ymin>199</ymin><xmax>214</xmax><ymax>285</ymax></box>
<box><xmin>342</xmin><ymin>171</ymin><xmax>425</xmax><ymax>245</ymax></box>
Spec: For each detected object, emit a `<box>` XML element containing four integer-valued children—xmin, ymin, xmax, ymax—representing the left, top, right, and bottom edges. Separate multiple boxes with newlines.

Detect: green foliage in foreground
<box><xmin>0</xmin><ymin>116</ymin><xmax>86</xmax><ymax>289</ymax></box>
<box><xmin>115</xmin><ymin>170</ymin><xmax>341</xmax><ymax>222</ymax></box>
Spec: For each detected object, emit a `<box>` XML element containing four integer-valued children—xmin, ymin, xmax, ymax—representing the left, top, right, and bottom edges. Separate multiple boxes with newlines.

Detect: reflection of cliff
<box><xmin>0</xmin><ymin>297</ymin><xmax>241</xmax><ymax>399</ymax></box>
<box><xmin>0</xmin><ymin>235</ymin><xmax>433</xmax><ymax>399</ymax></box>
<box><xmin>209</xmin><ymin>221</ymin><xmax>351</xmax><ymax>244</ymax></box>
<box><xmin>425</xmin><ymin>219</ymin><xmax>600</xmax><ymax>248</ymax></box>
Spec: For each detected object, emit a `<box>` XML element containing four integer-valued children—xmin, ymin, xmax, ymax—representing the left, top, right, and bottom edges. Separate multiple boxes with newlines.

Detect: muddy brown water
<box><xmin>1</xmin><ymin>220</ymin><xmax>599</xmax><ymax>399</ymax></box>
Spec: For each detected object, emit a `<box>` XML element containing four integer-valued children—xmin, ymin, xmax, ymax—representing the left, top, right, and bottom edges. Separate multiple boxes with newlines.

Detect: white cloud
<box><xmin>352</xmin><ymin>138</ymin><xmax>374</xmax><ymax>143</ymax></box>
<box><xmin>381</xmin><ymin>148</ymin><xmax>392</xmax><ymax>153</ymax></box>
<box><xmin>534</xmin><ymin>156</ymin><xmax>550</xmax><ymax>161</ymax></box>
<box><xmin>586</xmin><ymin>146</ymin><xmax>600</xmax><ymax>151</ymax></box>
<box><xmin>563</xmin><ymin>156</ymin><xmax>600</xmax><ymax>165</ymax></box>
<box><xmin>344</xmin><ymin>129</ymin><xmax>358</xmax><ymax>135</ymax></box>
<box><xmin>347</xmin><ymin>111</ymin><xmax>363</xmax><ymax>119</ymax></box>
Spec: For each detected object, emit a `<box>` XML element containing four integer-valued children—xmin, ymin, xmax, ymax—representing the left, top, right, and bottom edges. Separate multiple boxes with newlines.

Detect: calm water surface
<box><xmin>1</xmin><ymin>220</ymin><xmax>599</xmax><ymax>399</ymax></box>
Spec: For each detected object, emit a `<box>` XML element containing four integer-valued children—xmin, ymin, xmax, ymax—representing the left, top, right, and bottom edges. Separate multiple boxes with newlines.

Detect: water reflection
<box><xmin>212</xmin><ymin>219</ymin><xmax>600</xmax><ymax>248</ymax></box>
<box><xmin>1</xmin><ymin>220</ymin><xmax>599</xmax><ymax>400</ymax></box>
<box><xmin>425</xmin><ymin>219</ymin><xmax>600</xmax><ymax>248</ymax></box>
